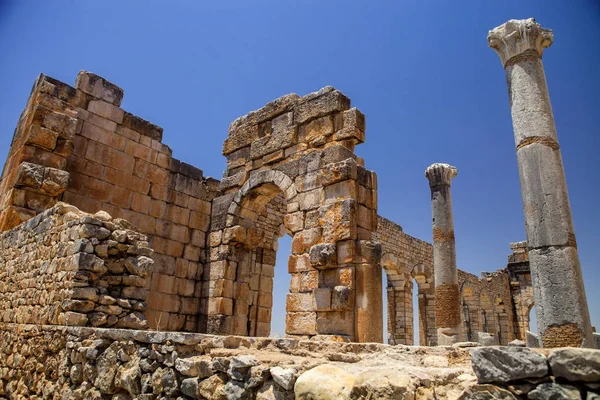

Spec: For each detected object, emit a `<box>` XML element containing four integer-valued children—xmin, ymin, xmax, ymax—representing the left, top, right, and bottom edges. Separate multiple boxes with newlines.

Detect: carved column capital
<box><xmin>425</xmin><ymin>163</ymin><xmax>457</xmax><ymax>188</ymax></box>
<box><xmin>488</xmin><ymin>18</ymin><xmax>553</xmax><ymax>68</ymax></box>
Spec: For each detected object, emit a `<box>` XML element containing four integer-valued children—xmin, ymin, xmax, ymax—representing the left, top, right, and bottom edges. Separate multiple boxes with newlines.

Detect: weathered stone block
<box><xmin>286</xmin><ymin>293</ymin><xmax>316</xmax><ymax>312</ymax></box>
<box><xmin>15</xmin><ymin>162</ymin><xmax>44</xmax><ymax>188</ymax></box>
<box><xmin>322</xmin><ymin>158</ymin><xmax>357</xmax><ymax>186</ymax></box>
<box><xmin>286</xmin><ymin>311</ymin><xmax>317</xmax><ymax>335</ymax></box>
<box><xmin>294</xmin><ymin>89</ymin><xmax>350</xmax><ymax>125</ymax></box>
<box><xmin>26</xmin><ymin>125</ymin><xmax>58</xmax><ymax>150</ymax></box>
<box><xmin>291</xmin><ymin>228</ymin><xmax>322</xmax><ymax>255</ymax></box>
<box><xmin>319</xmin><ymin>199</ymin><xmax>356</xmax><ymax>243</ymax></box>
<box><xmin>75</xmin><ymin>71</ymin><xmax>124</xmax><ymax>106</ymax></box>
<box><xmin>288</xmin><ymin>254</ymin><xmax>311</xmax><ymax>273</ymax></box>
<box><xmin>309</xmin><ymin>243</ymin><xmax>337</xmax><ymax>269</ymax></box>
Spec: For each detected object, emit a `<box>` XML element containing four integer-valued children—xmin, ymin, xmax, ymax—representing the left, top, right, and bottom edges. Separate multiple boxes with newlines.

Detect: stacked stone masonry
<box><xmin>0</xmin><ymin>323</ymin><xmax>480</xmax><ymax>399</ymax></box>
<box><xmin>0</xmin><ymin>71</ymin><xmax>542</xmax><ymax>347</ymax></box>
<box><xmin>0</xmin><ymin>203</ymin><xmax>153</xmax><ymax>330</ymax></box>
<box><xmin>0</xmin><ymin>72</ymin><xmax>217</xmax><ymax>333</ymax></box>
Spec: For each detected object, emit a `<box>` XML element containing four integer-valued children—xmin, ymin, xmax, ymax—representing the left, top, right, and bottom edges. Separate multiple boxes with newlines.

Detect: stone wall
<box><xmin>375</xmin><ymin>216</ymin><xmax>532</xmax><ymax>347</ymax></box>
<box><xmin>0</xmin><ymin>203</ymin><xmax>152</xmax><ymax>329</ymax></box>
<box><xmin>506</xmin><ymin>241</ymin><xmax>534</xmax><ymax>341</ymax></box>
<box><xmin>458</xmin><ymin>269</ymin><xmax>516</xmax><ymax>345</ymax></box>
<box><xmin>205</xmin><ymin>87</ymin><xmax>383</xmax><ymax>342</ymax></box>
<box><xmin>0</xmin><ymin>322</ymin><xmax>476</xmax><ymax>399</ymax></box>
<box><xmin>466</xmin><ymin>345</ymin><xmax>600</xmax><ymax>398</ymax></box>
<box><xmin>0</xmin><ymin>72</ymin><xmax>218</xmax><ymax>332</ymax></box>
<box><xmin>374</xmin><ymin>216</ymin><xmax>436</xmax><ymax>346</ymax></box>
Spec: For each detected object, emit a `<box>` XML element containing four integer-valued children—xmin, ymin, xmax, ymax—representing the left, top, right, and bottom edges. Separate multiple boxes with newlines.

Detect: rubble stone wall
<box><xmin>0</xmin><ymin>322</ymin><xmax>476</xmax><ymax>400</ymax></box>
<box><xmin>0</xmin><ymin>203</ymin><xmax>152</xmax><ymax>329</ymax></box>
<box><xmin>0</xmin><ymin>72</ymin><xmax>219</xmax><ymax>332</ymax></box>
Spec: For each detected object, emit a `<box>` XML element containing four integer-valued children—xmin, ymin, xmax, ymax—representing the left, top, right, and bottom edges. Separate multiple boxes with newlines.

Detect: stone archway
<box><xmin>204</xmin><ymin>87</ymin><xmax>382</xmax><ymax>342</ymax></box>
<box><xmin>382</xmin><ymin>255</ymin><xmax>435</xmax><ymax>346</ymax></box>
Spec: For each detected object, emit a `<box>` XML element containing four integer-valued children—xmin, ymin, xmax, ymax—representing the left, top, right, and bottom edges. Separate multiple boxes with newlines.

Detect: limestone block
<box><xmin>322</xmin><ymin>158</ymin><xmax>357</xmax><ymax>187</ymax></box>
<box><xmin>291</xmin><ymin>228</ymin><xmax>322</xmax><ymax>254</ymax></box>
<box><xmin>40</xmin><ymin>167</ymin><xmax>69</xmax><ymax>196</ymax></box>
<box><xmin>548</xmin><ymin>348</ymin><xmax>600</xmax><ymax>382</ymax></box>
<box><xmin>288</xmin><ymin>254</ymin><xmax>311</xmax><ymax>273</ymax></box>
<box><xmin>297</xmin><ymin>188</ymin><xmax>324</xmax><ymax>211</ymax></box>
<box><xmin>75</xmin><ymin>71</ymin><xmax>124</xmax><ymax>106</ymax></box>
<box><xmin>290</xmin><ymin>271</ymin><xmax>319</xmax><ymax>293</ymax></box>
<box><xmin>331</xmin><ymin>286</ymin><xmax>352</xmax><ymax>311</ymax></box>
<box><xmin>356</xmin><ymin>241</ymin><xmax>382</xmax><ymax>265</ymax></box>
<box><xmin>336</xmin><ymin>240</ymin><xmax>355</xmax><ymax>264</ymax></box>
<box><xmin>325</xmin><ymin>180</ymin><xmax>357</xmax><ymax>204</ymax></box>
<box><xmin>208</xmin><ymin>297</ymin><xmax>233</xmax><ymax>315</ymax></box>
<box><xmin>31</xmin><ymin>104</ymin><xmax>79</xmax><ymax>138</ymax></box>
<box><xmin>284</xmin><ymin>211</ymin><xmax>304</xmax><ymax>233</ymax></box>
<box><xmin>26</xmin><ymin>125</ymin><xmax>59</xmax><ymax>150</ymax></box>
<box><xmin>250</xmin><ymin>125</ymin><xmax>296</xmax><ymax>160</ymax></box>
<box><xmin>470</xmin><ymin>347</ymin><xmax>548</xmax><ymax>384</ymax></box>
<box><xmin>286</xmin><ymin>293</ymin><xmax>316</xmax><ymax>312</ymax></box>
<box><xmin>477</xmin><ymin>332</ymin><xmax>499</xmax><ymax>346</ymax></box>
<box><xmin>322</xmin><ymin>144</ymin><xmax>355</xmax><ymax>165</ymax></box>
<box><xmin>286</xmin><ymin>311</ymin><xmax>317</xmax><ymax>335</ymax></box>
<box><xmin>309</xmin><ymin>243</ymin><xmax>337</xmax><ymax>269</ymax></box>
<box><xmin>121</xmin><ymin>111</ymin><xmax>163</xmax><ymax>141</ymax></box>
<box><xmin>316</xmin><ymin>310</ymin><xmax>354</xmax><ymax>336</ymax></box>
<box><xmin>298</xmin><ymin>115</ymin><xmax>333</xmax><ymax>144</ymax></box>
<box><xmin>314</xmin><ymin>288</ymin><xmax>332</xmax><ymax>311</ymax></box>
<box><xmin>223</xmin><ymin>124</ymin><xmax>260</xmax><ymax>156</ymax></box>
<box><xmin>88</xmin><ymin>100</ymin><xmax>124</xmax><ymax>124</ymax></box>
<box><xmin>294</xmin><ymin>89</ymin><xmax>350</xmax><ymax>125</ymax></box>
<box><xmin>528</xmin><ymin>383</ymin><xmax>581</xmax><ymax>399</ymax></box>
<box><xmin>15</xmin><ymin>162</ymin><xmax>44</xmax><ymax>188</ymax></box>
<box><xmin>319</xmin><ymin>199</ymin><xmax>356</xmax><ymax>243</ymax></box>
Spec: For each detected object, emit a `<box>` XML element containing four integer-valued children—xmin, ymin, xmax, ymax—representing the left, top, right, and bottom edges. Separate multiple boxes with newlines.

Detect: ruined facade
<box><xmin>0</xmin><ymin>71</ymin><xmax>539</xmax><ymax>347</ymax></box>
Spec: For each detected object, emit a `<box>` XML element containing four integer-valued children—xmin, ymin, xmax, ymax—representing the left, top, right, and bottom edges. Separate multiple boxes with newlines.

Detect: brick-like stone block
<box><xmin>88</xmin><ymin>100</ymin><xmax>124</xmax><ymax>124</ymax></box>
<box><xmin>121</xmin><ymin>112</ymin><xmax>163</xmax><ymax>141</ymax></box>
<box><xmin>286</xmin><ymin>311</ymin><xmax>317</xmax><ymax>335</ymax></box>
<box><xmin>75</xmin><ymin>71</ymin><xmax>124</xmax><ymax>106</ymax></box>
<box><xmin>26</xmin><ymin>125</ymin><xmax>58</xmax><ymax>150</ymax></box>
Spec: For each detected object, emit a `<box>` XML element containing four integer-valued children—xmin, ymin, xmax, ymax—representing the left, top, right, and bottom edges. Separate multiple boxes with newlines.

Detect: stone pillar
<box><xmin>488</xmin><ymin>18</ymin><xmax>594</xmax><ymax>348</ymax></box>
<box><xmin>425</xmin><ymin>163</ymin><xmax>460</xmax><ymax>345</ymax></box>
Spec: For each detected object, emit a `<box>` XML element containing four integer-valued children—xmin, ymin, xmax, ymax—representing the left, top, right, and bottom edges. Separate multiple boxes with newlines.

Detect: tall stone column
<box><xmin>488</xmin><ymin>18</ymin><xmax>594</xmax><ymax>348</ymax></box>
<box><xmin>425</xmin><ymin>163</ymin><xmax>460</xmax><ymax>345</ymax></box>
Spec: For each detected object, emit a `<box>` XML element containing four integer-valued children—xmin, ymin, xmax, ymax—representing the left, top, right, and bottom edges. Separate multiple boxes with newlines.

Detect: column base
<box><xmin>437</xmin><ymin>327</ymin><xmax>459</xmax><ymax>346</ymax></box>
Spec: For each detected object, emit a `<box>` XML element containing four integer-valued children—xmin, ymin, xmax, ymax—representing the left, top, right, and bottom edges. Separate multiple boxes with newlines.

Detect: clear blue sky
<box><xmin>1</xmin><ymin>1</ymin><xmax>598</xmax><ymax>341</ymax></box>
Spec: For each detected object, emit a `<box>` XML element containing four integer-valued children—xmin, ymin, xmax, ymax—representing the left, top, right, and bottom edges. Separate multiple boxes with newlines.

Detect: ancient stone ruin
<box><xmin>0</xmin><ymin>17</ymin><xmax>598</xmax><ymax>399</ymax></box>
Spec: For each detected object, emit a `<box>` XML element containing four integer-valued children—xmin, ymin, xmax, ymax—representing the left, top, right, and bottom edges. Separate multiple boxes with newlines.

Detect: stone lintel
<box><xmin>488</xmin><ymin>18</ymin><xmax>553</xmax><ymax>68</ymax></box>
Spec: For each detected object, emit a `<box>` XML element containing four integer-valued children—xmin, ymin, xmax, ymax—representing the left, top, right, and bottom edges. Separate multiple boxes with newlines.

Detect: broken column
<box><xmin>488</xmin><ymin>18</ymin><xmax>593</xmax><ymax>347</ymax></box>
<box><xmin>425</xmin><ymin>163</ymin><xmax>460</xmax><ymax>345</ymax></box>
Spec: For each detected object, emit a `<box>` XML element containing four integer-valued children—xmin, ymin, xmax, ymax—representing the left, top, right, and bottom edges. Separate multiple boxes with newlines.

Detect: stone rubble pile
<box><xmin>463</xmin><ymin>346</ymin><xmax>600</xmax><ymax>399</ymax></box>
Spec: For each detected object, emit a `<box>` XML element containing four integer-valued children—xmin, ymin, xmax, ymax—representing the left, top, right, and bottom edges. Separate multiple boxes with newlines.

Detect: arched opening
<box><xmin>230</xmin><ymin>186</ymin><xmax>288</xmax><ymax>337</ymax></box>
<box><xmin>412</xmin><ymin>278</ymin><xmax>420</xmax><ymax>345</ymax></box>
<box><xmin>460</xmin><ymin>282</ymin><xmax>479</xmax><ymax>342</ymax></box>
<box><xmin>271</xmin><ymin>234</ymin><xmax>292</xmax><ymax>338</ymax></box>
<box><xmin>528</xmin><ymin>303</ymin><xmax>537</xmax><ymax>333</ymax></box>
<box><xmin>381</xmin><ymin>253</ymin><xmax>404</xmax><ymax>345</ymax></box>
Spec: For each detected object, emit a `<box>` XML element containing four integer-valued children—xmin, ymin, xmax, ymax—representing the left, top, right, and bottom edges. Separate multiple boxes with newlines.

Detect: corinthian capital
<box><xmin>425</xmin><ymin>163</ymin><xmax>458</xmax><ymax>187</ymax></box>
<box><xmin>488</xmin><ymin>18</ymin><xmax>553</xmax><ymax>68</ymax></box>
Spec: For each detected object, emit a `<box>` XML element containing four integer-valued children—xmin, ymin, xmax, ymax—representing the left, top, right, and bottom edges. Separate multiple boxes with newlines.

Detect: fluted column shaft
<box><xmin>488</xmin><ymin>18</ymin><xmax>593</xmax><ymax>347</ymax></box>
<box><xmin>425</xmin><ymin>163</ymin><xmax>460</xmax><ymax>345</ymax></box>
